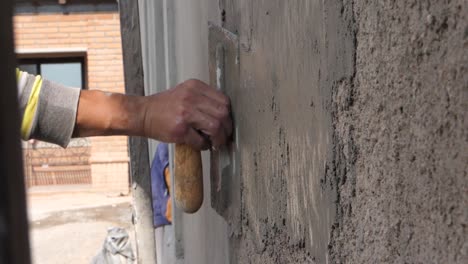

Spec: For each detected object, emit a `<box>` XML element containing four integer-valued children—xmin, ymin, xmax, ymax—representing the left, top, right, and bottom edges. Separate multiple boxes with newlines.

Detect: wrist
<box><xmin>109</xmin><ymin>92</ymin><xmax>147</xmax><ymax>137</ymax></box>
<box><xmin>74</xmin><ymin>90</ymin><xmax>147</xmax><ymax>137</ymax></box>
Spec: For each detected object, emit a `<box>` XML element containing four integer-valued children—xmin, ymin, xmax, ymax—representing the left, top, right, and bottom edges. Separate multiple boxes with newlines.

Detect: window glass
<box><xmin>40</xmin><ymin>62</ymin><xmax>82</xmax><ymax>89</ymax></box>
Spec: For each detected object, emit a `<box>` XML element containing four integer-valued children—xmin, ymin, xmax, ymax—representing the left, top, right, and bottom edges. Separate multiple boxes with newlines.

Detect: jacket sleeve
<box><xmin>17</xmin><ymin>69</ymin><xmax>81</xmax><ymax>147</ymax></box>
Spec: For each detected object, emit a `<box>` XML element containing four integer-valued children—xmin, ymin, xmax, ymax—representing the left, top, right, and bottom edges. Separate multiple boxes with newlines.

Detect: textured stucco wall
<box><xmin>221</xmin><ymin>1</ymin><xmax>467</xmax><ymax>263</ymax></box>
<box><xmin>330</xmin><ymin>1</ymin><xmax>467</xmax><ymax>263</ymax></box>
<box><xmin>139</xmin><ymin>0</ymin><xmax>467</xmax><ymax>263</ymax></box>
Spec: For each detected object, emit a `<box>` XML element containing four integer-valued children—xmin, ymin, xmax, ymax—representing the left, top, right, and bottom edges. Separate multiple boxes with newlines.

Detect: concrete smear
<box><xmin>221</xmin><ymin>0</ymin><xmax>354</xmax><ymax>263</ymax></box>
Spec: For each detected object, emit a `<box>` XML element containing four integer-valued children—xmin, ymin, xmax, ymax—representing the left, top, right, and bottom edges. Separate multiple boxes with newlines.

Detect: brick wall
<box><xmin>14</xmin><ymin>12</ymin><xmax>129</xmax><ymax>194</ymax></box>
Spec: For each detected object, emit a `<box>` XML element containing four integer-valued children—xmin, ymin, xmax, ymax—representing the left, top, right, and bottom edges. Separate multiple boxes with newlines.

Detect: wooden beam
<box><xmin>118</xmin><ymin>0</ymin><xmax>157</xmax><ymax>263</ymax></box>
<box><xmin>0</xmin><ymin>0</ymin><xmax>32</xmax><ymax>263</ymax></box>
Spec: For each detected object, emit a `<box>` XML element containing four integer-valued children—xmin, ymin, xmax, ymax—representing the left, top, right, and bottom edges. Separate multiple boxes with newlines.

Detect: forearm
<box><xmin>18</xmin><ymin>72</ymin><xmax>231</xmax><ymax>150</ymax></box>
<box><xmin>73</xmin><ymin>90</ymin><xmax>147</xmax><ymax>138</ymax></box>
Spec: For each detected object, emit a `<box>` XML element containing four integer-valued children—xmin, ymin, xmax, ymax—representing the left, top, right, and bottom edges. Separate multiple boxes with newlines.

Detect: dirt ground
<box><xmin>27</xmin><ymin>187</ymin><xmax>136</xmax><ymax>264</ymax></box>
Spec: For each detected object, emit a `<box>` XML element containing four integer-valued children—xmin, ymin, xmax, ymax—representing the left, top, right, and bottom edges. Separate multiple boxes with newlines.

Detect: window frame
<box><xmin>17</xmin><ymin>51</ymin><xmax>88</xmax><ymax>90</ymax></box>
<box><xmin>14</xmin><ymin>0</ymin><xmax>118</xmax><ymax>14</ymax></box>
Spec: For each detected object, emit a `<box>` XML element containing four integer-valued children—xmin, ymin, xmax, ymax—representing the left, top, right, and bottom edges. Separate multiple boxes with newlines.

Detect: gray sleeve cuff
<box><xmin>30</xmin><ymin>80</ymin><xmax>81</xmax><ymax>148</ymax></box>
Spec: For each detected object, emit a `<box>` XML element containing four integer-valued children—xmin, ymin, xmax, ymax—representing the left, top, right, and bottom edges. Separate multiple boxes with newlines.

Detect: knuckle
<box><xmin>209</xmin><ymin>120</ymin><xmax>221</xmax><ymax>132</ymax></box>
<box><xmin>181</xmin><ymin>96</ymin><xmax>191</xmax><ymax>107</ymax></box>
<box><xmin>180</xmin><ymin>89</ymin><xmax>192</xmax><ymax>102</ymax></box>
<box><xmin>218</xmin><ymin>104</ymin><xmax>229</xmax><ymax>118</ymax></box>
<box><xmin>225</xmin><ymin>98</ymin><xmax>231</xmax><ymax>107</ymax></box>
<box><xmin>221</xmin><ymin>95</ymin><xmax>231</xmax><ymax>107</ymax></box>
<box><xmin>177</xmin><ymin>104</ymin><xmax>191</xmax><ymax>122</ymax></box>
<box><xmin>185</xmin><ymin>78</ymin><xmax>200</xmax><ymax>88</ymax></box>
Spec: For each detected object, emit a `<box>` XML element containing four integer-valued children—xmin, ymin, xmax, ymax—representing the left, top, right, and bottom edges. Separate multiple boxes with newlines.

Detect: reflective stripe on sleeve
<box><xmin>20</xmin><ymin>75</ymin><xmax>43</xmax><ymax>140</ymax></box>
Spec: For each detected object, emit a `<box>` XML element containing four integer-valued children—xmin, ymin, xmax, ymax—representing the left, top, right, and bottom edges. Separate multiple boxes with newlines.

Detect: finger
<box><xmin>184</xmin><ymin>128</ymin><xmax>210</xmax><ymax>150</ymax></box>
<box><xmin>194</xmin><ymin>95</ymin><xmax>233</xmax><ymax>139</ymax></box>
<box><xmin>187</xmin><ymin>109</ymin><xmax>227</xmax><ymax>147</ymax></box>
<box><xmin>208</xmin><ymin>124</ymin><xmax>226</xmax><ymax>148</ymax></box>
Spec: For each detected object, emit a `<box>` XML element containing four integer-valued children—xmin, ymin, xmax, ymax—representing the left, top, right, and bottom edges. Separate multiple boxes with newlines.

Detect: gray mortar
<box><xmin>329</xmin><ymin>1</ymin><xmax>467</xmax><ymax>263</ymax></box>
<box><xmin>219</xmin><ymin>0</ymin><xmax>355</xmax><ymax>263</ymax></box>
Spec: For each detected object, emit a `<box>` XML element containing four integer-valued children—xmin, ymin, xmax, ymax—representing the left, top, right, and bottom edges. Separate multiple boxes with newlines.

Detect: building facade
<box><xmin>14</xmin><ymin>2</ymin><xmax>129</xmax><ymax>194</ymax></box>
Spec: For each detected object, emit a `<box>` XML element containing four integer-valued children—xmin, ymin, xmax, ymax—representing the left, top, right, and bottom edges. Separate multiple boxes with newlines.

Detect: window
<box><xmin>18</xmin><ymin>56</ymin><xmax>86</xmax><ymax>89</ymax></box>
<box><xmin>15</xmin><ymin>0</ymin><xmax>118</xmax><ymax>14</ymax></box>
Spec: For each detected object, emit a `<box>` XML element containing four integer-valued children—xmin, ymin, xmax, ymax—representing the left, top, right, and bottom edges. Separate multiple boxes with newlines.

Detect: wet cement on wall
<box><xmin>329</xmin><ymin>1</ymin><xmax>467</xmax><ymax>263</ymax></box>
<box><xmin>220</xmin><ymin>0</ymin><xmax>354</xmax><ymax>263</ymax></box>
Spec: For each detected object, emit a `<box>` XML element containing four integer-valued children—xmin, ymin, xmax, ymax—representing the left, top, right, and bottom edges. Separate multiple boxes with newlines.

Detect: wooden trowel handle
<box><xmin>174</xmin><ymin>143</ymin><xmax>203</xmax><ymax>213</ymax></box>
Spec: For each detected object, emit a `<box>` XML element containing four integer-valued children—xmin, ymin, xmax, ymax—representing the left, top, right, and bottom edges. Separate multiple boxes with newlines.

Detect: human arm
<box><xmin>73</xmin><ymin>79</ymin><xmax>231</xmax><ymax>150</ymax></box>
<box><xmin>17</xmin><ymin>68</ymin><xmax>231</xmax><ymax>150</ymax></box>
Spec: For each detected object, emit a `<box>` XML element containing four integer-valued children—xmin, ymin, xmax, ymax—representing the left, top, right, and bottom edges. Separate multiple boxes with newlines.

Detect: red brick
<box><xmin>59</xmin><ymin>27</ymin><xmax>85</xmax><ymax>33</ymax></box>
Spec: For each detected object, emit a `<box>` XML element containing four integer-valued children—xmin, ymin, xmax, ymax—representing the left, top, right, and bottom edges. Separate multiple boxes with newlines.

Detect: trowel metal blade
<box><xmin>211</xmin><ymin>147</ymin><xmax>230</xmax><ymax>192</ymax></box>
<box><xmin>208</xmin><ymin>23</ymin><xmax>239</xmax><ymax>217</ymax></box>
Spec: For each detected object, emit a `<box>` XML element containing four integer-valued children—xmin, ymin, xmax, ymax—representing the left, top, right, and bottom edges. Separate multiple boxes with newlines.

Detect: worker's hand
<box><xmin>142</xmin><ymin>79</ymin><xmax>232</xmax><ymax>150</ymax></box>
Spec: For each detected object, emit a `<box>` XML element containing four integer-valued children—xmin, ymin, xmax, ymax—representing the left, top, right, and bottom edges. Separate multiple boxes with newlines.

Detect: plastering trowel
<box><xmin>174</xmin><ymin>23</ymin><xmax>240</xmax><ymax>216</ymax></box>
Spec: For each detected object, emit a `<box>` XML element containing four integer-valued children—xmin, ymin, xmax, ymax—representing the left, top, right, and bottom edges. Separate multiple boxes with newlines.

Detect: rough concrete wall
<box><xmin>221</xmin><ymin>0</ymin><xmax>467</xmax><ymax>263</ymax></box>
<box><xmin>330</xmin><ymin>1</ymin><xmax>467</xmax><ymax>263</ymax></box>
